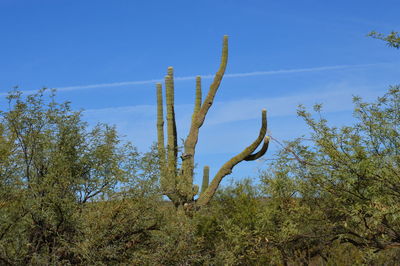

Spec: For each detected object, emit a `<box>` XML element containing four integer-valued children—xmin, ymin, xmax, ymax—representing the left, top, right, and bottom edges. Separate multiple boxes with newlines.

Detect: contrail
<box><xmin>56</xmin><ymin>63</ymin><xmax>381</xmax><ymax>92</ymax></box>
<box><xmin>0</xmin><ymin>63</ymin><xmax>385</xmax><ymax>96</ymax></box>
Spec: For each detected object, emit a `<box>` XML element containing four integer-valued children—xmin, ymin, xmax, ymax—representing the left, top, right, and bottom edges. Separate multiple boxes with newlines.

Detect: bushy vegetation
<box><xmin>0</xmin><ymin>33</ymin><xmax>399</xmax><ymax>265</ymax></box>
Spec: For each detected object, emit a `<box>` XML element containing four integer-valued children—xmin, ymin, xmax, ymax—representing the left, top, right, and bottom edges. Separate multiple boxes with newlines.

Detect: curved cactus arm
<box><xmin>165</xmin><ymin>69</ymin><xmax>178</xmax><ymax>177</ymax></box>
<box><xmin>200</xmin><ymin>165</ymin><xmax>210</xmax><ymax>195</ymax></box>
<box><xmin>187</xmin><ymin>36</ymin><xmax>228</xmax><ymax>141</ymax></box>
<box><xmin>197</xmin><ymin>35</ymin><xmax>229</xmax><ymax>127</ymax></box>
<box><xmin>196</xmin><ymin>109</ymin><xmax>268</xmax><ymax>207</ymax></box>
<box><xmin>244</xmin><ymin>136</ymin><xmax>270</xmax><ymax>161</ymax></box>
<box><xmin>180</xmin><ymin>36</ymin><xmax>229</xmax><ymax>189</ymax></box>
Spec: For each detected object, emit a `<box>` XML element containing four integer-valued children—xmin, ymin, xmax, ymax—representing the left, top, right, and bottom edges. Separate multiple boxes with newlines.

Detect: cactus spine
<box><xmin>156</xmin><ymin>36</ymin><xmax>269</xmax><ymax>209</ymax></box>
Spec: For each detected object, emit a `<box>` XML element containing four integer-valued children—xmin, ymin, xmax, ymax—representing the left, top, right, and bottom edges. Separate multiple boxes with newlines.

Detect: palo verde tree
<box><xmin>0</xmin><ymin>89</ymin><xmax>134</xmax><ymax>264</ymax></box>
<box><xmin>156</xmin><ymin>36</ymin><xmax>270</xmax><ymax>209</ymax></box>
<box><xmin>368</xmin><ymin>31</ymin><xmax>400</xmax><ymax>49</ymax></box>
<box><xmin>259</xmin><ymin>32</ymin><xmax>400</xmax><ymax>253</ymax></box>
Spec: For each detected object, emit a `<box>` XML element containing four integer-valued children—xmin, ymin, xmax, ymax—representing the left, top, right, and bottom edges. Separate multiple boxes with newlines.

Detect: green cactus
<box><xmin>156</xmin><ymin>36</ymin><xmax>269</xmax><ymax>209</ymax></box>
<box><xmin>201</xmin><ymin>166</ymin><xmax>209</xmax><ymax>195</ymax></box>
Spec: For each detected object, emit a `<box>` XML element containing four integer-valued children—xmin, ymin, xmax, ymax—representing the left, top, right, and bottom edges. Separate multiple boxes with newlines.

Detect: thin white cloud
<box><xmin>54</xmin><ymin>63</ymin><xmax>384</xmax><ymax>92</ymax></box>
<box><xmin>84</xmin><ymin>104</ymin><xmax>156</xmax><ymax>116</ymax></box>
<box><xmin>223</xmin><ymin>63</ymin><xmax>382</xmax><ymax>78</ymax></box>
<box><xmin>205</xmin><ymin>83</ymin><xmax>384</xmax><ymax>125</ymax></box>
<box><xmin>84</xmin><ymin>81</ymin><xmax>384</xmax><ymax>124</ymax></box>
<box><xmin>0</xmin><ymin>63</ymin><xmax>385</xmax><ymax>97</ymax></box>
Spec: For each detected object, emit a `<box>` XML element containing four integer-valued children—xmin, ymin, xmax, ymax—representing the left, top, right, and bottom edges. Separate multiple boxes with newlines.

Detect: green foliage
<box><xmin>0</xmin><ymin>89</ymin><xmax>154</xmax><ymax>264</ymax></box>
<box><xmin>296</xmin><ymin>87</ymin><xmax>400</xmax><ymax>251</ymax></box>
<box><xmin>258</xmin><ymin>86</ymin><xmax>400</xmax><ymax>264</ymax></box>
<box><xmin>194</xmin><ymin>179</ymin><xmax>270</xmax><ymax>265</ymax></box>
<box><xmin>79</xmin><ymin>196</ymin><xmax>162</xmax><ymax>264</ymax></box>
<box><xmin>369</xmin><ymin>31</ymin><xmax>400</xmax><ymax>49</ymax></box>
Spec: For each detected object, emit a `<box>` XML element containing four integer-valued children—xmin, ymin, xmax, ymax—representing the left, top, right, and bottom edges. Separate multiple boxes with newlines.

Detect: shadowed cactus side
<box><xmin>156</xmin><ymin>36</ymin><xmax>269</xmax><ymax>209</ymax></box>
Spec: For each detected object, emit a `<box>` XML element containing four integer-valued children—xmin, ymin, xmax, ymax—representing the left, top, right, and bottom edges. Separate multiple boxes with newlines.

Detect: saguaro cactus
<box><xmin>156</xmin><ymin>36</ymin><xmax>270</xmax><ymax>209</ymax></box>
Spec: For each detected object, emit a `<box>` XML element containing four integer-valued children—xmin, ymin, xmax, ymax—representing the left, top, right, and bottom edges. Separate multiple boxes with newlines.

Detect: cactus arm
<box><xmin>244</xmin><ymin>136</ymin><xmax>270</xmax><ymax>161</ymax></box>
<box><xmin>180</xmin><ymin>36</ymin><xmax>228</xmax><ymax>191</ymax></box>
<box><xmin>196</xmin><ymin>109</ymin><xmax>268</xmax><ymax>207</ymax></box>
<box><xmin>200</xmin><ymin>165</ymin><xmax>209</xmax><ymax>195</ymax></box>
<box><xmin>191</xmin><ymin>35</ymin><xmax>228</xmax><ymax>131</ymax></box>
<box><xmin>156</xmin><ymin>83</ymin><xmax>167</xmax><ymax>190</ymax></box>
<box><xmin>165</xmin><ymin>70</ymin><xmax>178</xmax><ymax>178</ymax></box>
<box><xmin>192</xmin><ymin>76</ymin><xmax>202</xmax><ymax>122</ymax></box>
<box><xmin>167</xmin><ymin>67</ymin><xmax>178</xmax><ymax>161</ymax></box>
<box><xmin>156</xmin><ymin>83</ymin><xmax>165</xmax><ymax>157</ymax></box>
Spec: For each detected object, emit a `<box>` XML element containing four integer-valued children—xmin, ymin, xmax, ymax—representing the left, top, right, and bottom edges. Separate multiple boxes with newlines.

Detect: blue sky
<box><xmin>1</xmin><ymin>0</ymin><xmax>399</xmax><ymax>186</ymax></box>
